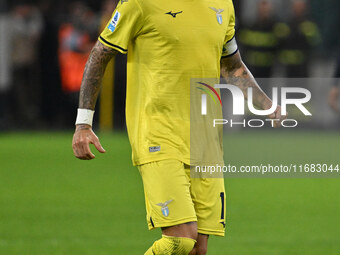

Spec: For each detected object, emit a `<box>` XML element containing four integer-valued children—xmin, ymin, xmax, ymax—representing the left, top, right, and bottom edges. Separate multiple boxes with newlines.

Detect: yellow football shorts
<box><xmin>138</xmin><ymin>159</ymin><xmax>226</xmax><ymax>237</ymax></box>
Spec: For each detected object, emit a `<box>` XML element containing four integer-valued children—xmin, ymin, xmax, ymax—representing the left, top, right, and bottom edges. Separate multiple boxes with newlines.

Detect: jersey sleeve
<box><xmin>99</xmin><ymin>0</ymin><xmax>143</xmax><ymax>54</ymax></box>
<box><xmin>221</xmin><ymin>0</ymin><xmax>238</xmax><ymax>58</ymax></box>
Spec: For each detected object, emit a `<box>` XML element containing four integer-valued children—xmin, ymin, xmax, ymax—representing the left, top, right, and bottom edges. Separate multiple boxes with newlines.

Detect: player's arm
<box><xmin>72</xmin><ymin>41</ymin><xmax>118</xmax><ymax>160</ymax></box>
<box><xmin>220</xmin><ymin>51</ymin><xmax>272</xmax><ymax>110</ymax></box>
<box><xmin>220</xmin><ymin>51</ymin><xmax>285</xmax><ymax>127</ymax></box>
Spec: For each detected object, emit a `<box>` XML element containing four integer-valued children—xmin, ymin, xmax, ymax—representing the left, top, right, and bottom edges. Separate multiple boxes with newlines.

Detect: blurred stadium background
<box><xmin>0</xmin><ymin>0</ymin><xmax>339</xmax><ymax>254</ymax></box>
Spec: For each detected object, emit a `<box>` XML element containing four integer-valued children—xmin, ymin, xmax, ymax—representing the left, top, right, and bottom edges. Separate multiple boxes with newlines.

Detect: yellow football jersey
<box><xmin>99</xmin><ymin>0</ymin><xmax>236</xmax><ymax>166</ymax></box>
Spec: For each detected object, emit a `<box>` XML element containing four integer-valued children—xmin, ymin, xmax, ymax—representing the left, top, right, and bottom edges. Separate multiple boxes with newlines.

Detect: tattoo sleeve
<box><xmin>220</xmin><ymin>51</ymin><xmax>272</xmax><ymax>110</ymax></box>
<box><xmin>79</xmin><ymin>41</ymin><xmax>117</xmax><ymax>110</ymax></box>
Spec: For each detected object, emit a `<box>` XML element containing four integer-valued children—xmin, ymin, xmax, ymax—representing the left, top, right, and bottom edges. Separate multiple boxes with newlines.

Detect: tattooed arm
<box><xmin>220</xmin><ymin>51</ymin><xmax>285</xmax><ymax>127</ymax></box>
<box><xmin>79</xmin><ymin>41</ymin><xmax>117</xmax><ymax>110</ymax></box>
<box><xmin>72</xmin><ymin>41</ymin><xmax>117</xmax><ymax>160</ymax></box>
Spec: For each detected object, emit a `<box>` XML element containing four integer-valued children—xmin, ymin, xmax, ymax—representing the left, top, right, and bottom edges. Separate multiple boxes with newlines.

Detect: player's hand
<box><xmin>268</xmin><ymin>105</ymin><xmax>287</xmax><ymax>128</ymax></box>
<box><xmin>72</xmin><ymin>124</ymin><xmax>106</xmax><ymax>160</ymax></box>
<box><xmin>328</xmin><ymin>87</ymin><xmax>340</xmax><ymax>113</ymax></box>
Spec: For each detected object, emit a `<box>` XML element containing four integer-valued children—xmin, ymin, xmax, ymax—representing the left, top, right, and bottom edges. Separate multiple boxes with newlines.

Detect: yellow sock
<box><xmin>144</xmin><ymin>235</ymin><xmax>196</xmax><ymax>255</ymax></box>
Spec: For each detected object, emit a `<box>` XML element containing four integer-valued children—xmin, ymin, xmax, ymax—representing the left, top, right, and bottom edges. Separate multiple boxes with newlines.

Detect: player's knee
<box><xmin>149</xmin><ymin>235</ymin><xmax>196</xmax><ymax>255</ymax></box>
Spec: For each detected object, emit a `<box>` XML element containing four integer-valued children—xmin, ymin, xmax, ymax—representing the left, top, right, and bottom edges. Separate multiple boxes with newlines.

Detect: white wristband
<box><xmin>75</xmin><ymin>108</ymin><xmax>95</xmax><ymax>126</ymax></box>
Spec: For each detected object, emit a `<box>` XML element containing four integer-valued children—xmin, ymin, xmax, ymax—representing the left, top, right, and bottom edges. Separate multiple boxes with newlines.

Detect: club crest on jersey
<box><xmin>209</xmin><ymin>7</ymin><xmax>224</xmax><ymax>25</ymax></box>
<box><xmin>108</xmin><ymin>11</ymin><xmax>121</xmax><ymax>32</ymax></box>
<box><xmin>156</xmin><ymin>200</ymin><xmax>173</xmax><ymax>217</ymax></box>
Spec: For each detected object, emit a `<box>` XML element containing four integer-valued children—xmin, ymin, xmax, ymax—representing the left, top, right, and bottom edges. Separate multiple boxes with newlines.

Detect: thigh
<box><xmin>162</xmin><ymin>221</ymin><xmax>197</xmax><ymax>240</ymax></box>
<box><xmin>138</xmin><ymin>160</ymin><xmax>197</xmax><ymax>230</ymax></box>
<box><xmin>188</xmin><ymin>166</ymin><xmax>226</xmax><ymax>237</ymax></box>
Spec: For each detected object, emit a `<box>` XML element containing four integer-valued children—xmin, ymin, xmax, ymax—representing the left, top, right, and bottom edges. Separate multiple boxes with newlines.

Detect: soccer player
<box><xmin>72</xmin><ymin>0</ymin><xmax>285</xmax><ymax>254</ymax></box>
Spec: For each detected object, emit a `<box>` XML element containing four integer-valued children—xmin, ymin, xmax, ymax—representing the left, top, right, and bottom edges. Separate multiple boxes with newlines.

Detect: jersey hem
<box><xmin>198</xmin><ymin>228</ymin><xmax>225</xmax><ymax>237</ymax></box>
<box><xmin>148</xmin><ymin>217</ymin><xmax>198</xmax><ymax>230</ymax></box>
<box><xmin>133</xmin><ymin>156</ymin><xmax>224</xmax><ymax>167</ymax></box>
<box><xmin>133</xmin><ymin>155</ymin><xmax>191</xmax><ymax>166</ymax></box>
<box><xmin>190</xmin><ymin>160</ymin><xmax>225</xmax><ymax>166</ymax></box>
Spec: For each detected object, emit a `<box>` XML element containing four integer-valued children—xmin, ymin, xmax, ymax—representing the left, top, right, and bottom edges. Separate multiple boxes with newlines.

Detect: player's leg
<box><xmin>138</xmin><ymin>160</ymin><xmax>198</xmax><ymax>255</ymax></box>
<box><xmin>144</xmin><ymin>235</ymin><xmax>196</xmax><ymax>255</ymax></box>
<box><xmin>189</xmin><ymin>234</ymin><xmax>209</xmax><ymax>255</ymax></box>
<box><xmin>162</xmin><ymin>221</ymin><xmax>198</xmax><ymax>239</ymax></box>
<box><xmin>144</xmin><ymin>222</ymin><xmax>197</xmax><ymax>255</ymax></box>
<box><xmin>187</xmin><ymin>166</ymin><xmax>226</xmax><ymax>254</ymax></box>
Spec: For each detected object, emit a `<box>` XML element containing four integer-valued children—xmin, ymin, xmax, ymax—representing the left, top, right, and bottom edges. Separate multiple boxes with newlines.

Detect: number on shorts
<box><xmin>220</xmin><ymin>192</ymin><xmax>225</xmax><ymax>220</ymax></box>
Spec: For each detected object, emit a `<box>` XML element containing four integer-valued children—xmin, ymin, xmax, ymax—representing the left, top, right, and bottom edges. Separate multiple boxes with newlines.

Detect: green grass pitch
<box><xmin>0</xmin><ymin>131</ymin><xmax>339</xmax><ymax>255</ymax></box>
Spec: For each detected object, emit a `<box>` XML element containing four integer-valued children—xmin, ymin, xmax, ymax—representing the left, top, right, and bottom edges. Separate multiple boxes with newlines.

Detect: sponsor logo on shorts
<box><xmin>156</xmin><ymin>200</ymin><xmax>173</xmax><ymax>217</ymax></box>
